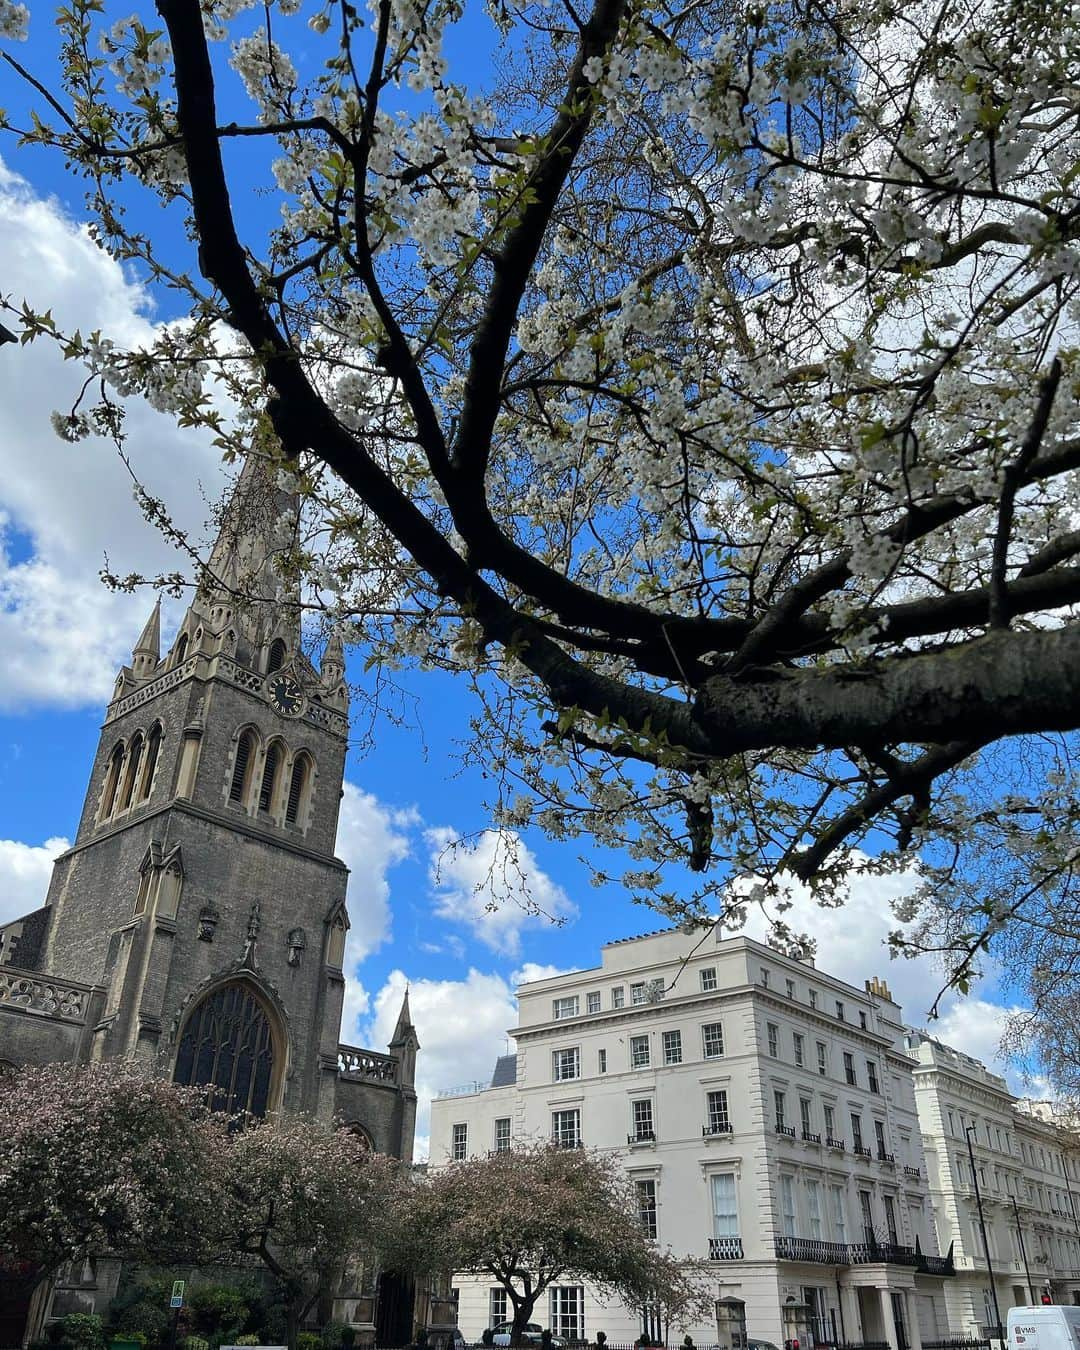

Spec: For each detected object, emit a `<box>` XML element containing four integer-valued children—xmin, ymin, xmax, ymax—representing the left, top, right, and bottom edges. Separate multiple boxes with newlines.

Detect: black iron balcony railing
<box><xmin>904</xmin><ymin>1165</ymin><xmax>922</xmax><ymax>1179</ymax></box>
<box><xmin>703</xmin><ymin>1122</ymin><xmax>733</xmax><ymax>1137</ymax></box>
<box><xmin>854</xmin><ymin>1144</ymin><xmax>873</xmax><ymax>1158</ymax></box>
<box><xmin>774</xmin><ymin>1235</ymin><xmax>955</xmax><ymax>1274</ymax></box>
<box><xmin>848</xmin><ymin>1240</ymin><xmax>917</xmax><ymax>1266</ymax></box>
<box><xmin>628</xmin><ymin>1130</ymin><xmax>656</xmax><ymax>1144</ymax></box>
<box><xmin>877</xmin><ymin>1150</ymin><xmax>896</xmax><ymax>1166</ymax></box>
<box><xmin>709</xmin><ymin>1236</ymin><xmax>744</xmax><ymax>1260</ymax></box>
<box><xmin>776</xmin><ymin>1123</ymin><xmax>796</xmax><ymax>1138</ymax></box>
<box><xmin>802</xmin><ymin>1130</ymin><xmax>822</xmax><ymax>1144</ymax></box>
<box><xmin>827</xmin><ymin>1136</ymin><xmax>846</xmax><ymax>1150</ymax></box>
<box><xmin>775</xmin><ymin>1236</ymin><xmax>849</xmax><ymax>1264</ymax></box>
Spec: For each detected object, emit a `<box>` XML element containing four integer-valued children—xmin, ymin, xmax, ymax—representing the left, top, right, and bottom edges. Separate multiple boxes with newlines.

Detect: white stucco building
<box><xmin>906</xmin><ymin>1031</ymin><xmax>1080</xmax><ymax>1339</ymax></box>
<box><xmin>429</xmin><ymin>930</ymin><xmax>956</xmax><ymax>1350</ymax></box>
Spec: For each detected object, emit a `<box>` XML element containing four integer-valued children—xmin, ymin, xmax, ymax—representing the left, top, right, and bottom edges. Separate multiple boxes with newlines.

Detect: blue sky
<box><xmin>0</xmin><ymin>8</ymin><xmax>1028</xmax><ymax>1154</ymax></box>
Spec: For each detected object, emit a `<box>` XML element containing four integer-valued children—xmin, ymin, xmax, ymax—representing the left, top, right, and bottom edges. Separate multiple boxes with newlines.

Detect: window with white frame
<box><xmin>452</xmin><ymin>1122</ymin><xmax>468</xmax><ymax>1161</ymax></box>
<box><xmin>636</xmin><ymin>1178</ymin><xmax>658</xmax><ymax>1238</ymax></box>
<box><xmin>793</xmin><ymin>1032</ymin><xmax>804</xmax><ymax>1066</ymax></box>
<box><xmin>550</xmin><ymin>1287</ymin><xmax>584</xmax><ymax>1341</ymax></box>
<box><xmin>775</xmin><ymin>1090</ymin><xmax>787</xmax><ymax>1130</ymax></box>
<box><xmin>490</xmin><ymin>1289</ymin><xmax>509</xmax><ymax>1328</ymax></box>
<box><xmin>587</xmin><ymin>991</ymin><xmax>601</xmax><ymax>1014</ymax></box>
<box><xmin>786</xmin><ymin>978</ymin><xmax>796</xmax><ymax>999</ymax></box>
<box><xmin>843</xmin><ymin>1052</ymin><xmax>856</xmax><ymax>1085</ymax></box>
<box><xmin>494</xmin><ymin>1117</ymin><xmax>511</xmax><ymax>1152</ymax></box>
<box><xmin>702</xmin><ymin>1022</ymin><xmax>724</xmax><ymax>1058</ymax></box>
<box><xmin>817</xmin><ymin>1041</ymin><xmax>828</xmax><ymax>1075</ymax></box>
<box><xmin>760</xmin><ymin>966</ymin><xmax>770</xmax><ymax>987</ymax></box>
<box><xmin>711</xmin><ymin>1171</ymin><xmax>739</xmax><ymax>1236</ymax></box>
<box><xmin>867</xmin><ymin>1060</ymin><xmax>880</xmax><ymax>1093</ymax></box>
<box><xmin>835</xmin><ymin>1000</ymin><xmax>845</xmax><ymax>1020</ymax></box>
<box><xmin>632</xmin><ymin>1098</ymin><xmax>655</xmax><ymax>1140</ymax></box>
<box><xmin>552</xmin><ymin>1047</ymin><xmax>581</xmax><ymax>1081</ymax></box>
<box><xmin>553</xmin><ymin>995</ymin><xmax>579</xmax><ymax>1021</ymax></box>
<box><xmin>823</xmin><ymin>1104</ymin><xmax>835</xmax><ymax>1139</ymax></box>
<box><xmin>780</xmin><ymin>1174</ymin><xmax>798</xmax><ymax>1236</ymax></box>
<box><xmin>662</xmin><ymin>1029</ymin><xmax>682</xmax><ymax>1065</ymax></box>
<box><xmin>612</xmin><ymin>986</ymin><xmax>625</xmax><ymax>1008</ymax></box>
<box><xmin>552</xmin><ymin>1108</ymin><xmax>581</xmax><ymax>1147</ymax></box>
<box><xmin>630</xmin><ymin>1034</ymin><xmax>650</xmax><ymax>1069</ymax></box>
<box><xmin>809</xmin><ymin>989</ymin><xmax>818</xmax><ymax>1009</ymax></box>
<box><xmin>807</xmin><ymin>1179</ymin><xmax>823</xmax><ymax>1238</ymax></box>
<box><xmin>700</xmin><ymin>967</ymin><xmax>718</xmax><ymax>992</ymax></box>
<box><xmin>598</xmin><ymin>1048</ymin><xmax>607</xmax><ymax>1074</ymax></box>
<box><xmin>707</xmin><ymin>1089</ymin><xmax>731</xmax><ymax>1134</ymax></box>
<box><xmin>831</xmin><ymin>1184</ymin><xmax>847</xmax><ymax>1243</ymax></box>
<box><xmin>630</xmin><ymin>981</ymin><xmax>647</xmax><ymax>1004</ymax></box>
<box><xmin>767</xmin><ymin>1022</ymin><xmax>779</xmax><ymax>1057</ymax></box>
<box><xmin>800</xmin><ymin>1098</ymin><xmax>813</xmax><ymax>1135</ymax></box>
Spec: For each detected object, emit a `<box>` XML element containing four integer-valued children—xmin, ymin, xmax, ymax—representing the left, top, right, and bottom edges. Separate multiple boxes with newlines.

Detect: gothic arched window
<box><xmin>174</xmin><ymin>632</ymin><xmax>189</xmax><ymax>666</ymax></box>
<box><xmin>285</xmin><ymin>753</ymin><xmax>312</xmax><ymax>826</ymax></box>
<box><xmin>267</xmin><ymin>639</ymin><xmax>287</xmax><ymax>674</ymax></box>
<box><xmin>173</xmin><ymin>981</ymin><xmax>281</xmax><ymax>1119</ymax></box>
<box><xmin>118</xmin><ymin>734</ymin><xmax>144</xmax><ymax>812</ymax></box>
<box><xmin>230</xmin><ymin>729</ymin><xmax>258</xmax><ymax>804</ymax></box>
<box><xmin>258</xmin><ymin>740</ymin><xmax>283</xmax><ymax>814</ymax></box>
<box><xmin>100</xmin><ymin>742</ymin><xmax>125</xmax><ymax>819</ymax></box>
<box><xmin>139</xmin><ymin>723</ymin><xmax>162</xmax><ymax>802</ymax></box>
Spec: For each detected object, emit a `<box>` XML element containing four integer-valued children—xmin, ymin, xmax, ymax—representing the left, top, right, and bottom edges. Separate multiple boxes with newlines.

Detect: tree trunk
<box><xmin>285</xmin><ymin>1302</ymin><xmax>301</xmax><ymax>1350</ymax></box>
<box><xmin>511</xmin><ymin>1297</ymin><xmax>537</xmax><ymax>1346</ymax></box>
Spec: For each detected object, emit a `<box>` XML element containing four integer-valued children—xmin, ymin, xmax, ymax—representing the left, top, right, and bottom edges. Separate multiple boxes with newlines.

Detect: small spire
<box><xmin>131</xmin><ymin>597</ymin><xmax>161</xmax><ymax>679</ymax></box>
<box><xmin>321</xmin><ymin>628</ymin><xmax>345</xmax><ymax>682</ymax></box>
<box><xmin>390</xmin><ymin>985</ymin><xmax>417</xmax><ymax>1046</ymax></box>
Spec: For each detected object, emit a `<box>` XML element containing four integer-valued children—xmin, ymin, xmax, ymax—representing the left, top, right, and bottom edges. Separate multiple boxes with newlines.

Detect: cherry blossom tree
<box><xmin>216</xmin><ymin>1118</ymin><xmax>406</xmax><ymax>1350</ymax></box>
<box><xmin>2</xmin><ymin>0</ymin><xmax>1080</xmax><ymax>944</ymax></box>
<box><xmin>395</xmin><ymin>1143</ymin><xmax>709</xmax><ymax>1343</ymax></box>
<box><xmin>0</xmin><ymin>1063</ymin><xmax>228</xmax><ymax>1286</ymax></box>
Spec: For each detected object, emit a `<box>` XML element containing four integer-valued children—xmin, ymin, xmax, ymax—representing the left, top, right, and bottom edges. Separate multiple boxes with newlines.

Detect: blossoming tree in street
<box><xmin>0</xmin><ymin>1064</ymin><xmax>228</xmax><ymax>1290</ymax></box>
<box><xmin>396</xmin><ymin>1143</ymin><xmax>710</xmax><ymax>1343</ymax></box>
<box><xmin>218</xmin><ymin>1118</ymin><xmax>406</xmax><ymax>1350</ymax></box>
<box><xmin>2</xmin><ymin>0</ymin><xmax>1080</xmax><ymax>968</ymax></box>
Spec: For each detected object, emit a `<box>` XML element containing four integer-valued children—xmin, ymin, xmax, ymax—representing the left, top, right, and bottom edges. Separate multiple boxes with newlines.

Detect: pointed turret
<box><xmin>320</xmin><ymin>628</ymin><xmax>345</xmax><ymax>686</ymax></box>
<box><xmin>131</xmin><ymin>597</ymin><xmax>161</xmax><ymax>680</ymax></box>
<box><xmin>389</xmin><ymin>985</ymin><xmax>419</xmax><ymax>1087</ymax></box>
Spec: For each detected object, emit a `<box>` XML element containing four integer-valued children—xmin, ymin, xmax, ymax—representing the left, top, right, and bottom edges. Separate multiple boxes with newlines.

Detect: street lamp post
<box><xmin>967</xmin><ymin>1125</ymin><xmax>1005</xmax><ymax>1340</ymax></box>
<box><xmin>1012</xmin><ymin>1194</ymin><xmax>1035</xmax><ymax>1303</ymax></box>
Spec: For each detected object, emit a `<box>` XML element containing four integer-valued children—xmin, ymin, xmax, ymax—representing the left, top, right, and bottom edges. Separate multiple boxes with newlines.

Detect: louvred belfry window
<box><xmin>230</xmin><ymin>730</ymin><xmax>256</xmax><ymax>803</ymax></box>
<box><xmin>285</xmin><ymin>756</ymin><xmax>309</xmax><ymax>825</ymax></box>
<box><xmin>259</xmin><ymin>743</ymin><xmax>282</xmax><ymax>813</ymax></box>
<box><xmin>173</xmin><ymin>982</ymin><xmax>279</xmax><ymax>1118</ymax></box>
<box><xmin>140</xmin><ymin>724</ymin><xmax>162</xmax><ymax>801</ymax></box>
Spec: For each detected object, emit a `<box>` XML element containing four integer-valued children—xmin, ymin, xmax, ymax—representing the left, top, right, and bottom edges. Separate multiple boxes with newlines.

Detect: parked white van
<box><xmin>1007</xmin><ymin>1306</ymin><xmax>1080</xmax><ymax>1350</ymax></box>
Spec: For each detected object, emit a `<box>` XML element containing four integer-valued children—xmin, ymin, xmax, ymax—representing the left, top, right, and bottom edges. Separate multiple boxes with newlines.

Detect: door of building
<box><xmin>891</xmin><ymin>1293</ymin><xmax>909</xmax><ymax>1350</ymax></box>
<box><xmin>375</xmin><ymin>1271</ymin><xmax>416</xmax><ymax>1347</ymax></box>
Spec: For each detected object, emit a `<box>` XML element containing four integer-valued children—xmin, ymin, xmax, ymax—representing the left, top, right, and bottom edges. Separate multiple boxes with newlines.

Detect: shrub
<box><xmin>180</xmin><ymin>1337</ymin><xmax>210</xmax><ymax>1350</ymax></box>
<box><xmin>297</xmin><ymin>1333</ymin><xmax>322</xmax><ymax>1350</ymax></box>
<box><xmin>233</xmin><ymin>1337</ymin><xmax>261</xmax><ymax>1346</ymax></box>
<box><xmin>56</xmin><ymin>1315</ymin><xmax>106</xmax><ymax>1350</ymax></box>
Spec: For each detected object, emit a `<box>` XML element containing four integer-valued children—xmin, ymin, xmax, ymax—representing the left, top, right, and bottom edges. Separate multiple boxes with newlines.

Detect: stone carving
<box><xmin>0</xmin><ymin>970</ymin><xmax>87</xmax><ymax>1020</ymax></box>
<box><xmin>286</xmin><ymin>927</ymin><xmax>306</xmax><ymax>967</ymax></box>
<box><xmin>197</xmin><ymin>905</ymin><xmax>220</xmax><ymax>942</ymax></box>
<box><xmin>338</xmin><ymin>1045</ymin><xmax>399</xmax><ymax>1082</ymax></box>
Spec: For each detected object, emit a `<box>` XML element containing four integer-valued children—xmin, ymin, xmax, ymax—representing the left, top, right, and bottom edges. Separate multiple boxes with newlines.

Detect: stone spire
<box><xmin>320</xmin><ymin>628</ymin><xmax>345</xmax><ymax>685</ymax></box>
<box><xmin>195</xmin><ymin>454</ymin><xmax>300</xmax><ymax>655</ymax></box>
<box><xmin>131</xmin><ymin>597</ymin><xmax>161</xmax><ymax>680</ymax></box>
<box><xmin>389</xmin><ymin>986</ymin><xmax>418</xmax><ymax>1087</ymax></box>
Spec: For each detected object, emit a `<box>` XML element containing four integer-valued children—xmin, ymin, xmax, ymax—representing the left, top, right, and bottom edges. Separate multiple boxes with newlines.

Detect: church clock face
<box><xmin>267</xmin><ymin>673</ymin><xmax>305</xmax><ymax>717</ymax></box>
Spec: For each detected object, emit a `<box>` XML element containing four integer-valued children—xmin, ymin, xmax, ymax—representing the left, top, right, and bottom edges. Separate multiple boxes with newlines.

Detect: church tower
<box><xmin>0</xmin><ymin>456</ymin><xmax>414</xmax><ymax>1154</ymax></box>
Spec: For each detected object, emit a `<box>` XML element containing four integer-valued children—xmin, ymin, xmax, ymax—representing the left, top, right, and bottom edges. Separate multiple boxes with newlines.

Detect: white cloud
<box><xmin>922</xmin><ymin>997</ymin><xmax>1027</xmax><ymax>1087</ymax></box>
<box><xmin>0</xmin><ymin>158</ymin><xmax>226</xmax><ymax>709</ymax></box>
<box><xmin>425</xmin><ymin>826</ymin><xmax>578</xmax><ymax>957</ymax></box>
<box><xmin>362</xmin><ymin>966</ymin><xmax>518</xmax><ymax>1161</ymax></box>
<box><xmin>0</xmin><ymin>835</ymin><xmax>69</xmax><ymax>927</ymax></box>
<box><xmin>335</xmin><ymin>783</ymin><xmax>416</xmax><ymax>1042</ymax></box>
<box><xmin>511</xmin><ymin>961</ymin><xmax>580</xmax><ymax>986</ymax></box>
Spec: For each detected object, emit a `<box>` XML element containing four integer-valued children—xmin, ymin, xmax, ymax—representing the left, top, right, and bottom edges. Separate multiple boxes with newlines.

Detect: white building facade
<box><xmin>429</xmin><ymin>931</ymin><xmax>956</xmax><ymax>1350</ymax></box>
<box><xmin>907</xmin><ymin>1032</ymin><xmax>1080</xmax><ymax>1339</ymax></box>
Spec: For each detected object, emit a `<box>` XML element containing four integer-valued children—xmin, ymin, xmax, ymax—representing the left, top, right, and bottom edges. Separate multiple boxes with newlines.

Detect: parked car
<box><xmin>747</xmin><ymin>1339</ymin><xmax>782</xmax><ymax>1350</ymax></box>
<box><xmin>490</xmin><ymin>1323</ymin><xmax>566</xmax><ymax>1347</ymax></box>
